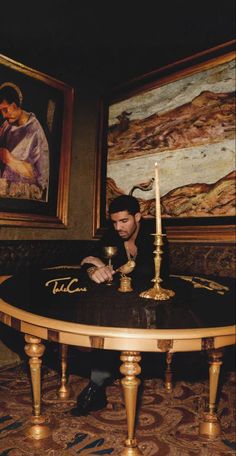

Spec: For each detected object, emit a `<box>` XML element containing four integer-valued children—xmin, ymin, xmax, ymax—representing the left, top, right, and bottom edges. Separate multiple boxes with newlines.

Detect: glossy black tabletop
<box><xmin>0</xmin><ymin>267</ymin><xmax>235</xmax><ymax>330</ymax></box>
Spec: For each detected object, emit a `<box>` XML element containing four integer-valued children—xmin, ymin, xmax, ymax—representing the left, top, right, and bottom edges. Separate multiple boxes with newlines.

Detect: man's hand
<box><xmin>87</xmin><ymin>265</ymin><xmax>115</xmax><ymax>284</ymax></box>
<box><xmin>81</xmin><ymin>255</ymin><xmax>115</xmax><ymax>283</ymax></box>
<box><xmin>0</xmin><ymin>148</ymin><xmax>10</xmax><ymax>163</ymax></box>
<box><xmin>0</xmin><ymin>148</ymin><xmax>34</xmax><ymax>178</ymax></box>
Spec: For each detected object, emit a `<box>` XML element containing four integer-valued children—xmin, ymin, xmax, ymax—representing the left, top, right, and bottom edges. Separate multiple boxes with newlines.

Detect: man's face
<box><xmin>110</xmin><ymin>210</ymin><xmax>141</xmax><ymax>240</ymax></box>
<box><xmin>0</xmin><ymin>100</ymin><xmax>22</xmax><ymax>125</ymax></box>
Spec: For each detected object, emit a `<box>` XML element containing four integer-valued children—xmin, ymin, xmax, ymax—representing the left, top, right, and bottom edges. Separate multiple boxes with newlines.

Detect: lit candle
<box><xmin>155</xmin><ymin>162</ymin><xmax>162</xmax><ymax>235</ymax></box>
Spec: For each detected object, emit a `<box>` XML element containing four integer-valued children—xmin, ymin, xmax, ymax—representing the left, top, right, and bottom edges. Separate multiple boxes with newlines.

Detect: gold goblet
<box><xmin>103</xmin><ymin>246</ymin><xmax>118</xmax><ymax>285</ymax></box>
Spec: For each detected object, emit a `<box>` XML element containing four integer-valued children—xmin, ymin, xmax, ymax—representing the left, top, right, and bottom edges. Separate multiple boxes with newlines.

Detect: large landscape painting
<box><xmin>106</xmin><ymin>52</ymin><xmax>235</xmax><ymax>220</ymax></box>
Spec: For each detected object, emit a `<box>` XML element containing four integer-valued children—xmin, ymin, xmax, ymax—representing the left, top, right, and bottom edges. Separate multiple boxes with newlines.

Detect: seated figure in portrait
<box><xmin>0</xmin><ymin>83</ymin><xmax>49</xmax><ymax>201</ymax></box>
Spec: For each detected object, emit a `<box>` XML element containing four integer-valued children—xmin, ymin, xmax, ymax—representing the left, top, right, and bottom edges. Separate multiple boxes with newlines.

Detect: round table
<box><xmin>0</xmin><ymin>268</ymin><xmax>235</xmax><ymax>455</ymax></box>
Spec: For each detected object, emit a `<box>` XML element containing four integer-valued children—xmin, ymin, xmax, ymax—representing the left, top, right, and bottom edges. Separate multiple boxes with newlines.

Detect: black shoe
<box><xmin>71</xmin><ymin>381</ymin><xmax>107</xmax><ymax>416</ymax></box>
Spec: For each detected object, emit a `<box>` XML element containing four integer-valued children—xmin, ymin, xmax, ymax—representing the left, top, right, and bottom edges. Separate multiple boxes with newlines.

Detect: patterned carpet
<box><xmin>0</xmin><ymin>351</ymin><xmax>235</xmax><ymax>456</ymax></box>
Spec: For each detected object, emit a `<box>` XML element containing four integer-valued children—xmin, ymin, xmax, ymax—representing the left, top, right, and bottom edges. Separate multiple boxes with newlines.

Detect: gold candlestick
<box><xmin>154</xmin><ymin>162</ymin><xmax>162</xmax><ymax>235</ymax></box>
<box><xmin>139</xmin><ymin>234</ymin><xmax>175</xmax><ymax>300</ymax></box>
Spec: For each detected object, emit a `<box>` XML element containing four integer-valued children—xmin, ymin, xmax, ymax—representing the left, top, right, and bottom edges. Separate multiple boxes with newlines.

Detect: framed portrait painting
<box><xmin>95</xmin><ymin>40</ymin><xmax>235</xmax><ymax>242</ymax></box>
<box><xmin>0</xmin><ymin>54</ymin><xmax>74</xmax><ymax>227</ymax></box>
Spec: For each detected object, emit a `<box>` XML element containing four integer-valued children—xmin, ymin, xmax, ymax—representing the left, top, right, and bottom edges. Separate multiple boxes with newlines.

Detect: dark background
<box><xmin>1</xmin><ymin>0</ymin><xmax>235</xmax><ymax>88</ymax></box>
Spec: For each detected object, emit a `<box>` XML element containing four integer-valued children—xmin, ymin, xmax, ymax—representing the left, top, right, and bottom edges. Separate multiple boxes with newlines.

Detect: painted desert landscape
<box><xmin>106</xmin><ymin>58</ymin><xmax>235</xmax><ymax>219</ymax></box>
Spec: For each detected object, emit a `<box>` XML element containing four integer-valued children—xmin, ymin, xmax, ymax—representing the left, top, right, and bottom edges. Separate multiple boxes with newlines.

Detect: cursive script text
<box><xmin>45</xmin><ymin>277</ymin><xmax>87</xmax><ymax>295</ymax></box>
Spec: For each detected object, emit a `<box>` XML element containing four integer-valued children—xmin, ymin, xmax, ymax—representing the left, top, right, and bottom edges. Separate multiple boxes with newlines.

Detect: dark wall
<box><xmin>0</xmin><ymin>239</ymin><xmax>235</xmax><ymax>278</ymax></box>
<box><xmin>0</xmin><ymin>1</ymin><xmax>235</xmax><ymax>240</ymax></box>
<box><xmin>1</xmin><ymin>1</ymin><xmax>235</xmax><ymax>89</ymax></box>
<box><xmin>0</xmin><ymin>1</ymin><xmax>235</xmax><ymax>277</ymax></box>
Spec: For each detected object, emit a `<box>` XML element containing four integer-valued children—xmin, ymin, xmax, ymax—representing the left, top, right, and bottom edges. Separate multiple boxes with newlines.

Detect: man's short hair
<box><xmin>0</xmin><ymin>86</ymin><xmax>21</xmax><ymax>107</ymax></box>
<box><xmin>108</xmin><ymin>195</ymin><xmax>140</xmax><ymax>216</ymax></box>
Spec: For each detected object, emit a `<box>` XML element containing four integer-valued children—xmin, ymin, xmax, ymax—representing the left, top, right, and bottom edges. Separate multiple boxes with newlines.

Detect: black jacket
<box><xmin>83</xmin><ymin>220</ymin><xmax>169</xmax><ymax>290</ymax></box>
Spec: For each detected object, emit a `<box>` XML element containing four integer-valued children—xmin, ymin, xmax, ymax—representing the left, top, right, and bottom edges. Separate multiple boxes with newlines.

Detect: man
<box><xmin>0</xmin><ymin>84</ymin><xmax>49</xmax><ymax>200</ymax></box>
<box><xmin>71</xmin><ymin>194</ymin><xmax>158</xmax><ymax>416</ymax></box>
<box><xmin>81</xmin><ymin>194</ymin><xmax>156</xmax><ymax>288</ymax></box>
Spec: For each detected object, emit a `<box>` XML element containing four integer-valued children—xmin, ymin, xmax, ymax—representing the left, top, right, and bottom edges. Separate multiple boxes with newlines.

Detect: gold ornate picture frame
<box><xmin>0</xmin><ymin>55</ymin><xmax>74</xmax><ymax>228</ymax></box>
<box><xmin>95</xmin><ymin>40</ymin><xmax>235</xmax><ymax>242</ymax></box>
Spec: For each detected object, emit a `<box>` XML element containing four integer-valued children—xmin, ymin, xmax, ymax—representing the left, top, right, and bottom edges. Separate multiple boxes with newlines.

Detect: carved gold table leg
<box><xmin>58</xmin><ymin>344</ymin><xmax>70</xmax><ymax>399</ymax></box>
<box><xmin>24</xmin><ymin>334</ymin><xmax>51</xmax><ymax>439</ymax></box>
<box><xmin>120</xmin><ymin>351</ymin><xmax>143</xmax><ymax>456</ymax></box>
<box><xmin>199</xmin><ymin>349</ymin><xmax>223</xmax><ymax>438</ymax></box>
<box><xmin>165</xmin><ymin>352</ymin><xmax>174</xmax><ymax>392</ymax></box>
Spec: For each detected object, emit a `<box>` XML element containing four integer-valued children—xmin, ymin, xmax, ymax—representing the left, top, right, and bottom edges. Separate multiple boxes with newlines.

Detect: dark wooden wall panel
<box><xmin>0</xmin><ymin>241</ymin><xmax>95</xmax><ymax>274</ymax></box>
<box><xmin>0</xmin><ymin>240</ymin><xmax>235</xmax><ymax>277</ymax></box>
<box><xmin>169</xmin><ymin>243</ymin><xmax>235</xmax><ymax>278</ymax></box>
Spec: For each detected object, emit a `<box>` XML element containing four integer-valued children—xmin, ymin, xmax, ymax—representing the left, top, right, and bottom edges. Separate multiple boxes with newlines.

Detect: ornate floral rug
<box><xmin>0</xmin><ymin>361</ymin><xmax>235</xmax><ymax>456</ymax></box>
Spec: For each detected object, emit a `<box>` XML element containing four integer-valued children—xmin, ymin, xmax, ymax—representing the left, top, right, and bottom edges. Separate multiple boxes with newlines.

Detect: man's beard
<box><xmin>7</xmin><ymin>119</ymin><xmax>18</xmax><ymax>125</ymax></box>
<box><xmin>118</xmin><ymin>225</ymin><xmax>137</xmax><ymax>241</ymax></box>
<box><xmin>118</xmin><ymin>231</ymin><xmax>129</xmax><ymax>239</ymax></box>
